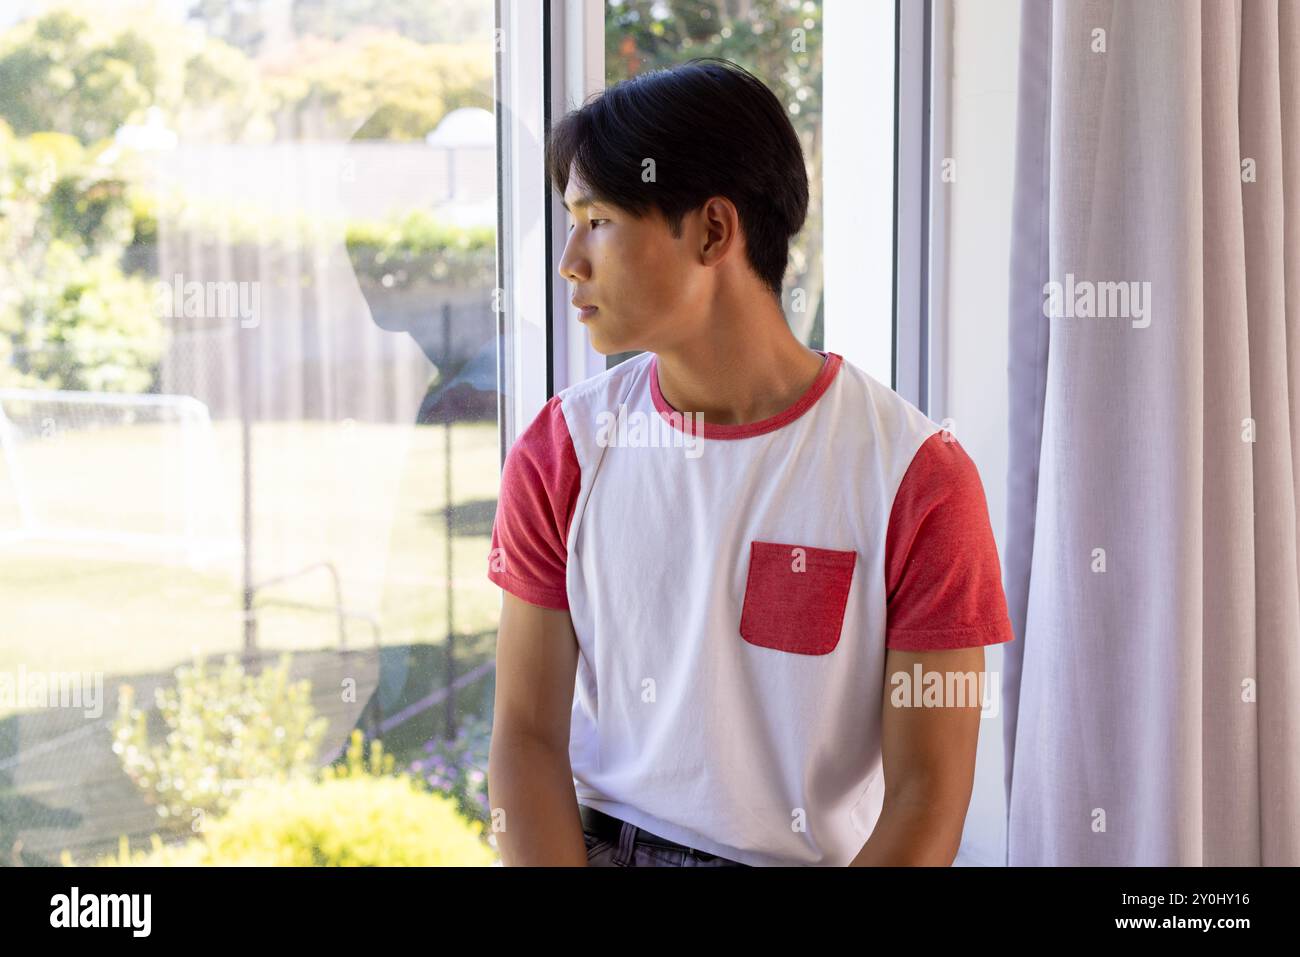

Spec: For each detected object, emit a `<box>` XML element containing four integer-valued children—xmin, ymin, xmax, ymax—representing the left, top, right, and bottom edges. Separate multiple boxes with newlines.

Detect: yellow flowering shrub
<box><xmin>89</xmin><ymin>731</ymin><xmax>498</xmax><ymax>866</ymax></box>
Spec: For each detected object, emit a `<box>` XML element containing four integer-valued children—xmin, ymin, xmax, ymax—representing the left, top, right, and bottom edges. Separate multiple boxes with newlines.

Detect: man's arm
<box><xmin>849</xmin><ymin>646</ymin><xmax>985</xmax><ymax>866</ymax></box>
<box><xmin>487</xmin><ymin>591</ymin><xmax>587</xmax><ymax>866</ymax></box>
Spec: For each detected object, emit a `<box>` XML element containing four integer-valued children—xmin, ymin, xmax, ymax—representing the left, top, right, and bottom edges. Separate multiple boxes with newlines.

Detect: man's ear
<box><xmin>698</xmin><ymin>198</ymin><xmax>740</xmax><ymax>264</ymax></box>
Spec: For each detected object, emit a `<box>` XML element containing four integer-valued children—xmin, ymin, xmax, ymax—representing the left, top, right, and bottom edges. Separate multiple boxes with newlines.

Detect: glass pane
<box><xmin>603</xmin><ymin>0</ymin><xmax>823</xmax><ymax>370</ymax></box>
<box><xmin>0</xmin><ymin>0</ymin><xmax>502</xmax><ymax>865</ymax></box>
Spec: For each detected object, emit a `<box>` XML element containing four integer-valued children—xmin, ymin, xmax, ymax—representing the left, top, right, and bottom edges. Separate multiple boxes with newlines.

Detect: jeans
<box><xmin>582</xmin><ymin>813</ymin><xmax>750</xmax><ymax>867</ymax></box>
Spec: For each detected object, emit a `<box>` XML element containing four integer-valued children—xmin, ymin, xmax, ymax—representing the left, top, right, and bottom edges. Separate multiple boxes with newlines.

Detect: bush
<box><xmin>0</xmin><ymin>239</ymin><xmax>163</xmax><ymax>392</ymax></box>
<box><xmin>345</xmin><ymin>209</ymin><xmax>495</xmax><ymax>288</ymax></box>
<box><xmin>111</xmin><ymin>653</ymin><xmax>329</xmax><ymax>832</ymax></box>
<box><xmin>411</xmin><ymin>714</ymin><xmax>491</xmax><ymax>828</ymax></box>
<box><xmin>91</xmin><ymin>730</ymin><xmax>497</xmax><ymax>866</ymax></box>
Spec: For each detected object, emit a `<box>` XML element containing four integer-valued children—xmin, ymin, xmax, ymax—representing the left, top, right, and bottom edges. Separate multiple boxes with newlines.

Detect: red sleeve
<box><xmin>884</xmin><ymin>431</ymin><xmax>1015</xmax><ymax>651</ymax></box>
<box><xmin>487</xmin><ymin>395</ymin><xmax>581</xmax><ymax>610</ymax></box>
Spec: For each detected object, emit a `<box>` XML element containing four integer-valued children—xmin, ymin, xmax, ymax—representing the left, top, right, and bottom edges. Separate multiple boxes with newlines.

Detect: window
<box><xmin>0</xmin><ymin>0</ymin><xmax>500</xmax><ymax>866</ymax></box>
<box><xmin>0</xmin><ymin>0</ymin><xmax>914</xmax><ymax>868</ymax></box>
<box><xmin>590</xmin><ymin>0</ymin><xmax>896</xmax><ymax>388</ymax></box>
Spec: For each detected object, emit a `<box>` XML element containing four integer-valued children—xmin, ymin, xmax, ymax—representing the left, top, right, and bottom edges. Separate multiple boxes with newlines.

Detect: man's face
<box><xmin>558</xmin><ymin>166</ymin><xmax>707</xmax><ymax>355</ymax></box>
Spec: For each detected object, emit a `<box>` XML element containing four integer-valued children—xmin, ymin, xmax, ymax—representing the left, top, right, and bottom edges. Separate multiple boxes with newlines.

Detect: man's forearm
<box><xmin>848</xmin><ymin>797</ymin><xmax>965</xmax><ymax>866</ymax></box>
<box><xmin>487</xmin><ymin>730</ymin><xmax>588</xmax><ymax>865</ymax></box>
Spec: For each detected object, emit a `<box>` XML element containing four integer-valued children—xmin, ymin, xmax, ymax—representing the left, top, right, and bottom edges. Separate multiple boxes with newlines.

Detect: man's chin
<box><xmin>583</xmin><ymin>329</ymin><xmax>630</xmax><ymax>357</ymax></box>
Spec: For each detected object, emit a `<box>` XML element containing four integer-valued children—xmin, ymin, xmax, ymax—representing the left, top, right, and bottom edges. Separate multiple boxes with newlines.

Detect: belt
<box><xmin>578</xmin><ymin>804</ymin><xmax>726</xmax><ymax>861</ymax></box>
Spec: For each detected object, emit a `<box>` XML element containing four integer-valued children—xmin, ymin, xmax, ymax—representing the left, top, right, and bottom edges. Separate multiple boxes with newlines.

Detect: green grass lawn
<box><xmin>0</xmin><ymin>414</ymin><xmax>511</xmax><ymax>863</ymax></box>
<box><xmin>0</xmin><ymin>417</ymin><xmax>503</xmax><ymax>716</ymax></box>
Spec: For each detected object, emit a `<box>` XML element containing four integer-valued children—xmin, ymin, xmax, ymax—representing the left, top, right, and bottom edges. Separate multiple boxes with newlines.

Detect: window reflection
<box><xmin>0</xmin><ymin>0</ymin><xmax>499</xmax><ymax>866</ymax></box>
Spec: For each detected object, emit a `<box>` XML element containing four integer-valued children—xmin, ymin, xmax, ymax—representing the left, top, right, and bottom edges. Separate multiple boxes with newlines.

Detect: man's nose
<box><xmin>558</xmin><ymin>235</ymin><xmax>589</xmax><ymax>282</ymax></box>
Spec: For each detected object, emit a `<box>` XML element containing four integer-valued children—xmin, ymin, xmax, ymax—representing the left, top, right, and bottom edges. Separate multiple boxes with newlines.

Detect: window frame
<box><xmin>494</xmin><ymin>0</ymin><xmax>604</xmax><ymax>457</ymax></box>
<box><xmin>823</xmin><ymin>0</ymin><xmax>897</xmax><ymax>391</ymax></box>
<box><xmin>894</xmin><ymin>0</ymin><xmax>937</xmax><ymax>414</ymax></box>
<box><xmin>495</xmin><ymin>0</ymin><xmax>935</xmax><ymax>445</ymax></box>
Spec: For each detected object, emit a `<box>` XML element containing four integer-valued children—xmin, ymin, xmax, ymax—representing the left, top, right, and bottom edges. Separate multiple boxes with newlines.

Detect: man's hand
<box><xmin>487</xmin><ymin>591</ymin><xmax>588</xmax><ymax>865</ymax></box>
<box><xmin>849</xmin><ymin>646</ymin><xmax>986</xmax><ymax>865</ymax></box>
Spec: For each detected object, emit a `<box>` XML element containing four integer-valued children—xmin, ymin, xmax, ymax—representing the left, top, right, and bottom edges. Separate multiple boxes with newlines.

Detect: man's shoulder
<box><xmin>555</xmin><ymin>351</ymin><xmax>654</xmax><ymax>409</ymax></box>
<box><xmin>507</xmin><ymin>352</ymin><xmax>653</xmax><ymax>470</ymax></box>
<box><xmin>553</xmin><ymin>352</ymin><xmax>654</xmax><ymax>448</ymax></box>
<box><xmin>829</xmin><ymin>354</ymin><xmax>943</xmax><ymax>455</ymax></box>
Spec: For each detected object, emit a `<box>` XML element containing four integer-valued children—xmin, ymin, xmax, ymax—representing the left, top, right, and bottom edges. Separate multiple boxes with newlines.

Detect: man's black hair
<box><xmin>545</xmin><ymin>57</ymin><xmax>809</xmax><ymax>302</ymax></box>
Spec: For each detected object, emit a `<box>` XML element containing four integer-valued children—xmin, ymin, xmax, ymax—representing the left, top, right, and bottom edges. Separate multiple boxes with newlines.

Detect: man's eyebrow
<box><xmin>561</xmin><ymin>191</ymin><xmax>597</xmax><ymax>213</ymax></box>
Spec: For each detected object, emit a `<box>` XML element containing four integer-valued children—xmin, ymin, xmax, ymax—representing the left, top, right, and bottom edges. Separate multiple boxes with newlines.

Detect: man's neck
<box><xmin>652</xmin><ymin>308</ymin><xmax>826</xmax><ymax>428</ymax></box>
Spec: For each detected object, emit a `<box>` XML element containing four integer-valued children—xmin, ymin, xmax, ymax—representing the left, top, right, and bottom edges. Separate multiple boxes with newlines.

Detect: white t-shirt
<box><xmin>488</xmin><ymin>349</ymin><xmax>1014</xmax><ymax>866</ymax></box>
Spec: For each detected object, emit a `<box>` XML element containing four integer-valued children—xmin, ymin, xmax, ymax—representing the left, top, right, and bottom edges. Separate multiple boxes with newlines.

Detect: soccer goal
<box><xmin>0</xmin><ymin>389</ymin><xmax>241</xmax><ymax>566</ymax></box>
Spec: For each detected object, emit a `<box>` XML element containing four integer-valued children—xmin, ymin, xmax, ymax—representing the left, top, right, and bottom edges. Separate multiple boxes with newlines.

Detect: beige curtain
<box><xmin>1003</xmin><ymin>0</ymin><xmax>1300</xmax><ymax>865</ymax></box>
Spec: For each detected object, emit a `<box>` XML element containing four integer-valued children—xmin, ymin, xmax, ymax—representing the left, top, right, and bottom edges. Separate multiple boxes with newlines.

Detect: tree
<box><xmin>263</xmin><ymin>32</ymin><xmax>491</xmax><ymax>141</ymax></box>
<box><xmin>187</xmin><ymin>0</ymin><xmax>269</xmax><ymax>58</ymax></box>
<box><xmin>0</xmin><ymin>10</ymin><xmax>158</xmax><ymax>147</ymax></box>
<box><xmin>291</xmin><ymin>0</ymin><xmax>493</xmax><ymax>46</ymax></box>
<box><xmin>0</xmin><ymin>122</ymin><xmax>161</xmax><ymax>393</ymax></box>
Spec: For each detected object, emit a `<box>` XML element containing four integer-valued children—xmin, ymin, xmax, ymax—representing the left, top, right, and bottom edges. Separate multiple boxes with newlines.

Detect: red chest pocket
<box><xmin>738</xmin><ymin>540</ymin><xmax>857</xmax><ymax>655</ymax></box>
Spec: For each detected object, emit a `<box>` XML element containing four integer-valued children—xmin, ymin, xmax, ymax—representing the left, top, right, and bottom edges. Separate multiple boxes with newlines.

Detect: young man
<box><xmin>486</xmin><ymin>58</ymin><xmax>1014</xmax><ymax>867</ymax></box>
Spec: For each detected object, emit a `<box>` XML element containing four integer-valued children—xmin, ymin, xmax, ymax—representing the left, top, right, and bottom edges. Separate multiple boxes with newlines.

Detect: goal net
<box><xmin>0</xmin><ymin>389</ymin><xmax>241</xmax><ymax>566</ymax></box>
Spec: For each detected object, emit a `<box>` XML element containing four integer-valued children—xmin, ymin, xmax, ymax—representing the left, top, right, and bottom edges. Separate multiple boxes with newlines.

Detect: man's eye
<box><xmin>589</xmin><ymin>219</ymin><xmax>608</xmax><ymax>229</ymax></box>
